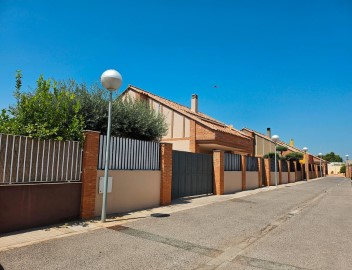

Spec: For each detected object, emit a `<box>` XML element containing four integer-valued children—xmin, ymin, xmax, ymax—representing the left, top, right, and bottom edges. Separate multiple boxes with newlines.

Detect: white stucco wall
<box><xmin>224</xmin><ymin>171</ymin><xmax>242</xmax><ymax>194</ymax></box>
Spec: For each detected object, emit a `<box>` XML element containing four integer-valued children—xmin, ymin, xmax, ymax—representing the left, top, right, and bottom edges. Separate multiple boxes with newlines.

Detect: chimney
<box><xmin>290</xmin><ymin>139</ymin><xmax>294</xmax><ymax>147</ymax></box>
<box><xmin>191</xmin><ymin>94</ymin><xmax>198</xmax><ymax>113</ymax></box>
<box><xmin>267</xmin><ymin>128</ymin><xmax>271</xmax><ymax>138</ymax></box>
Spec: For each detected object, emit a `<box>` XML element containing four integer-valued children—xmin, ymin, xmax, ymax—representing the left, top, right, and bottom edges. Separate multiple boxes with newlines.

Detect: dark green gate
<box><xmin>172</xmin><ymin>150</ymin><xmax>213</xmax><ymax>200</ymax></box>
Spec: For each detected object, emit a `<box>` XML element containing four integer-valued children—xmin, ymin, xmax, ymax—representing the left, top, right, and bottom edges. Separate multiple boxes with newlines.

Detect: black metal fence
<box><xmin>224</xmin><ymin>153</ymin><xmax>242</xmax><ymax>171</ymax></box>
<box><xmin>281</xmin><ymin>160</ymin><xmax>288</xmax><ymax>172</ymax></box>
<box><xmin>246</xmin><ymin>156</ymin><xmax>258</xmax><ymax>171</ymax></box>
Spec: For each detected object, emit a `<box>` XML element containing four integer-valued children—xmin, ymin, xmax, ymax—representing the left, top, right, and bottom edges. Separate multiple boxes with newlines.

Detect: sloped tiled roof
<box><xmin>242</xmin><ymin>127</ymin><xmax>325</xmax><ymax>161</ymax></box>
<box><xmin>123</xmin><ymin>85</ymin><xmax>252</xmax><ymax>140</ymax></box>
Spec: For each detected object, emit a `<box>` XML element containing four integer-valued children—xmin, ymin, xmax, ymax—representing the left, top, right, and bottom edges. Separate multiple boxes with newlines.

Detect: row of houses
<box><xmin>122</xmin><ymin>85</ymin><xmax>328</xmax><ymax>168</ymax></box>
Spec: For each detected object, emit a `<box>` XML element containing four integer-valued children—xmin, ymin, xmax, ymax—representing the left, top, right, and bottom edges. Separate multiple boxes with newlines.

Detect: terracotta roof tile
<box><xmin>125</xmin><ymin>85</ymin><xmax>252</xmax><ymax>140</ymax></box>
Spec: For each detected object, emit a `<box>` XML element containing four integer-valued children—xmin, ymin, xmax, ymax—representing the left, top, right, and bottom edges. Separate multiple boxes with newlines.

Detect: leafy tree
<box><xmin>285</xmin><ymin>152</ymin><xmax>303</xmax><ymax>161</ymax></box>
<box><xmin>276</xmin><ymin>146</ymin><xmax>288</xmax><ymax>156</ymax></box>
<box><xmin>1</xmin><ymin>73</ymin><xmax>84</xmax><ymax>141</ymax></box>
<box><xmin>57</xmin><ymin>80</ymin><xmax>168</xmax><ymax>141</ymax></box>
<box><xmin>1</xmin><ymin>73</ymin><xmax>167</xmax><ymax>142</ymax></box>
<box><xmin>263</xmin><ymin>152</ymin><xmax>282</xmax><ymax>159</ymax></box>
<box><xmin>340</xmin><ymin>164</ymin><xmax>346</xmax><ymax>174</ymax></box>
<box><xmin>322</xmin><ymin>152</ymin><xmax>343</xmax><ymax>162</ymax></box>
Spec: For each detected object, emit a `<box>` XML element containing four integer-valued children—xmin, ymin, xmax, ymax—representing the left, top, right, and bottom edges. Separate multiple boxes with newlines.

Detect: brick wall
<box><xmin>160</xmin><ymin>143</ymin><xmax>172</xmax><ymax>205</ymax></box>
<box><xmin>213</xmin><ymin>150</ymin><xmax>224</xmax><ymax>195</ymax></box>
<box><xmin>80</xmin><ymin>131</ymin><xmax>100</xmax><ymax>219</ymax></box>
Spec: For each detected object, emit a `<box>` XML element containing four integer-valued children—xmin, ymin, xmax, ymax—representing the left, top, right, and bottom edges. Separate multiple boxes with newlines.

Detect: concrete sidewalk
<box><xmin>0</xmin><ymin>179</ymin><xmax>320</xmax><ymax>252</ymax></box>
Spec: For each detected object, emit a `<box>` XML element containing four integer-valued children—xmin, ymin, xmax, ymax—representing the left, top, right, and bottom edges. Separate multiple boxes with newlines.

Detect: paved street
<box><xmin>1</xmin><ymin>177</ymin><xmax>351</xmax><ymax>270</ymax></box>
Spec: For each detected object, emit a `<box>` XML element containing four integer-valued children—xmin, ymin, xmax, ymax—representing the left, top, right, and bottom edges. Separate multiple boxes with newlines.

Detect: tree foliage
<box><xmin>322</xmin><ymin>152</ymin><xmax>343</xmax><ymax>162</ymax></box>
<box><xmin>0</xmin><ymin>73</ymin><xmax>167</xmax><ymax>142</ymax></box>
<box><xmin>276</xmin><ymin>146</ymin><xmax>288</xmax><ymax>156</ymax></box>
<box><xmin>263</xmin><ymin>152</ymin><xmax>285</xmax><ymax>160</ymax></box>
<box><xmin>1</xmin><ymin>73</ymin><xmax>84</xmax><ymax>141</ymax></box>
<box><xmin>340</xmin><ymin>164</ymin><xmax>346</xmax><ymax>174</ymax></box>
<box><xmin>285</xmin><ymin>152</ymin><xmax>303</xmax><ymax>161</ymax></box>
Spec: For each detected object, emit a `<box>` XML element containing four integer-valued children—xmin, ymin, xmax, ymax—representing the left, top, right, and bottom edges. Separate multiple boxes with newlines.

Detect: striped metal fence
<box><xmin>246</xmin><ymin>156</ymin><xmax>258</xmax><ymax>171</ymax></box>
<box><xmin>224</xmin><ymin>153</ymin><xmax>242</xmax><ymax>171</ymax></box>
<box><xmin>0</xmin><ymin>134</ymin><xmax>82</xmax><ymax>184</ymax></box>
<box><xmin>98</xmin><ymin>135</ymin><xmax>160</xmax><ymax>170</ymax></box>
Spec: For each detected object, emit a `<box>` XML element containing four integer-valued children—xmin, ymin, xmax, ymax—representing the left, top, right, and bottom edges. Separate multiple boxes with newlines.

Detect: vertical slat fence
<box><xmin>98</xmin><ymin>135</ymin><xmax>160</xmax><ymax>170</ymax></box>
<box><xmin>0</xmin><ymin>134</ymin><xmax>82</xmax><ymax>184</ymax></box>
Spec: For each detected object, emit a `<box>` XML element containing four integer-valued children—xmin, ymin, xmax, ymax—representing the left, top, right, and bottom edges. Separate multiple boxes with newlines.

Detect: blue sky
<box><xmin>1</xmin><ymin>0</ymin><xmax>351</xmax><ymax>159</ymax></box>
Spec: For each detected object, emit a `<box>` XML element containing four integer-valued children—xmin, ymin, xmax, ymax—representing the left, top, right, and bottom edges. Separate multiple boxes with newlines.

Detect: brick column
<box><xmin>189</xmin><ymin>120</ymin><xmax>199</xmax><ymax>153</ymax></box>
<box><xmin>241</xmin><ymin>155</ymin><xmax>247</xmax><ymax>190</ymax></box>
<box><xmin>160</xmin><ymin>143</ymin><xmax>173</xmax><ymax>205</ymax></box>
<box><xmin>322</xmin><ymin>163</ymin><xmax>326</xmax><ymax>177</ymax></box>
<box><xmin>213</xmin><ymin>150</ymin><xmax>224</xmax><ymax>195</ymax></box>
<box><xmin>314</xmin><ymin>164</ymin><xmax>318</xmax><ymax>178</ymax></box>
<box><xmin>81</xmin><ymin>130</ymin><xmax>100</xmax><ymax>219</ymax></box>
<box><xmin>287</xmin><ymin>161</ymin><xmax>291</xmax><ymax>183</ymax></box>
<box><xmin>305</xmin><ymin>153</ymin><xmax>310</xmax><ymax>181</ymax></box>
<box><xmin>257</xmin><ymin>157</ymin><xmax>262</xmax><ymax>188</ymax></box>
<box><xmin>278</xmin><ymin>159</ymin><xmax>282</xmax><ymax>185</ymax></box>
<box><xmin>264</xmin><ymin>158</ymin><xmax>271</xmax><ymax>186</ymax></box>
<box><xmin>293</xmin><ymin>161</ymin><xmax>298</xmax><ymax>182</ymax></box>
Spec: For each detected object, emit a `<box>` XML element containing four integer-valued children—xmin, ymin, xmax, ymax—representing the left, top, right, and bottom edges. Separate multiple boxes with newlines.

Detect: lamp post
<box><xmin>100</xmin><ymin>69</ymin><xmax>122</xmax><ymax>222</ymax></box>
<box><xmin>318</xmin><ymin>153</ymin><xmax>323</xmax><ymax>178</ymax></box>
<box><xmin>303</xmin><ymin>147</ymin><xmax>308</xmax><ymax>181</ymax></box>
<box><xmin>346</xmin><ymin>154</ymin><xmax>349</xmax><ymax>178</ymax></box>
<box><xmin>271</xmin><ymin>135</ymin><xmax>279</xmax><ymax>187</ymax></box>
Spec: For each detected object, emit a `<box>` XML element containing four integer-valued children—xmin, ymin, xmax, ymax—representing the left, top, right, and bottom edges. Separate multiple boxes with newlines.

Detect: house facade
<box><xmin>121</xmin><ymin>85</ymin><xmax>254</xmax><ymax>155</ymax></box>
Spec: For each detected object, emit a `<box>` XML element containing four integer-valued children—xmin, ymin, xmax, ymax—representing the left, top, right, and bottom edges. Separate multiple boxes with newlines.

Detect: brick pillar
<box><xmin>287</xmin><ymin>161</ymin><xmax>291</xmax><ymax>183</ymax></box>
<box><xmin>189</xmin><ymin>120</ymin><xmax>199</xmax><ymax>153</ymax></box>
<box><xmin>322</xmin><ymin>163</ymin><xmax>326</xmax><ymax>177</ymax></box>
<box><xmin>293</xmin><ymin>161</ymin><xmax>298</xmax><ymax>182</ymax></box>
<box><xmin>257</xmin><ymin>157</ymin><xmax>262</xmax><ymax>188</ymax></box>
<box><xmin>81</xmin><ymin>130</ymin><xmax>100</xmax><ymax>219</ymax></box>
<box><xmin>305</xmin><ymin>153</ymin><xmax>310</xmax><ymax>181</ymax></box>
<box><xmin>278</xmin><ymin>159</ymin><xmax>282</xmax><ymax>185</ymax></box>
<box><xmin>241</xmin><ymin>155</ymin><xmax>247</xmax><ymax>190</ymax></box>
<box><xmin>213</xmin><ymin>150</ymin><xmax>224</xmax><ymax>195</ymax></box>
<box><xmin>264</xmin><ymin>158</ymin><xmax>271</xmax><ymax>186</ymax></box>
<box><xmin>160</xmin><ymin>143</ymin><xmax>172</xmax><ymax>205</ymax></box>
<box><xmin>314</xmin><ymin>164</ymin><xmax>319</xmax><ymax>179</ymax></box>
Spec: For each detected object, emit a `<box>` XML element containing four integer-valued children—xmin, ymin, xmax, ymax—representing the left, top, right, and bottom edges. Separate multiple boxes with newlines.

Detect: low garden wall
<box><xmin>246</xmin><ymin>171</ymin><xmax>259</xmax><ymax>190</ymax></box>
<box><xmin>94</xmin><ymin>170</ymin><xmax>161</xmax><ymax>216</ymax></box>
<box><xmin>224</xmin><ymin>171</ymin><xmax>242</xmax><ymax>194</ymax></box>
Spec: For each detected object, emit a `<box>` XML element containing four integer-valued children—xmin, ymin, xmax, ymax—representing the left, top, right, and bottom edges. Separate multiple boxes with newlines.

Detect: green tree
<box><xmin>1</xmin><ymin>74</ymin><xmax>84</xmax><ymax>141</ymax></box>
<box><xmin>322</xmin><ymin>152</ymin><xmax>343</xmax><ymax>162</ymax></box>
<box><xmin>340</xmin><ymin>164</ymin><xmax>346</xmax><ymax>174</ymax></box>
<box><xmin>276</xmin><ymin>146</ymin><xmax>288</xmax><ymax>156</ymax></box>
<box><xmin>1</xmin><ymin>73</ymin><xmax>167</xmax><ymax>142</ymax></box>
<box><xmin>285</xmin><ymin>152</ymin><xmax>303</xmax><ymax>161</ymax></box>
<box><xmin>57</xmin><ymin>80</ymin><xmax>167</xmax><ymax>141</ymax></box>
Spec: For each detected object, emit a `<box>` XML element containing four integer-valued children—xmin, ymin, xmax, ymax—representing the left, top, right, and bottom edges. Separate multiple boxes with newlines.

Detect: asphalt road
<box><xmin>1</xmin><ymin>177</ymin><xmax>351</xmax><ymax>270</ymax></box>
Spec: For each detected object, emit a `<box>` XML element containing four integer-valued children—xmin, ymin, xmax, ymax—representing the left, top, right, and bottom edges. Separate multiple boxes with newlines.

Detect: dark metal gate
<box><xmin>172</xmin><ymin>151</ymin><xmax>213</xmax><ymax>200</ymax></box>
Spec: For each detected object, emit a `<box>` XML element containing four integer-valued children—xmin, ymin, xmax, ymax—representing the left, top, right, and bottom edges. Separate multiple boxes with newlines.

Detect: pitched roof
<box><xmin>123</xmin><ymin>85</ymin><xmax>252</xmax><ymax>140</ymax></box>
<box><xmin>242</xmin><ymin>127</ymin><xmax>326</xmax><ymax>161</ymax></box>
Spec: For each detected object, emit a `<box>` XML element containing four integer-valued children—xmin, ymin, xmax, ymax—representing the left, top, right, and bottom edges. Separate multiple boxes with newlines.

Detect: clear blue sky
<box><xmin>1</xmin><ymin>0</ymin><xmax>351</xmax><ymax>159</ymax></box>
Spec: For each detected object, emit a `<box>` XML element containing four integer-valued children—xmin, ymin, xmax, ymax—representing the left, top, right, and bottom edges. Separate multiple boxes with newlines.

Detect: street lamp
<box><xmin>346</xmin><ymin>154</ymin><xmax>349</xmax><ymax>178</ymax></box>
<box><xmin>303</xmin><ymin>147</ymin><xmax>308</xmax><ymax>181</ymax></box>
<box><xmin>271</xmin><ymin>135</ymin><xmax>279</xmax><ymax>187</ymax></box>
<box><xmin>100</xmin><ymin>69</ymin><xmax>122</xmax><ymax>222</ymax></box>
<box><xmin>318</xmin><ymin>153</ymin><xmax>323</xmax><ymax>178</ymax></box>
